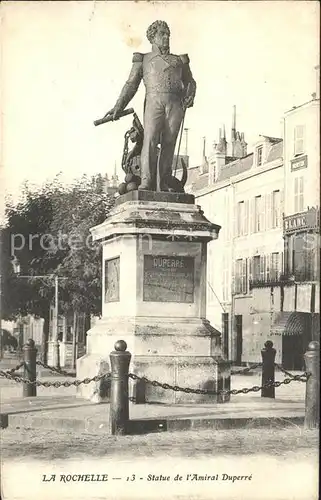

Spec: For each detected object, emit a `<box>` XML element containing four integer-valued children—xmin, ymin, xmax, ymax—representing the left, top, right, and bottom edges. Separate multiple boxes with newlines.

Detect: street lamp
<box><xmin>11</xmin><ymin>255</ymin><xmax>64</xmax><ymax>369</ymax></box>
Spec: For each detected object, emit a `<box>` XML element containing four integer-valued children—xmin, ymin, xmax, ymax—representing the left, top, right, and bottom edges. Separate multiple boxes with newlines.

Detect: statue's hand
<box><xmin>183</xmin><ymin>96</ymin><xmax>194</xmax><ymax>109</ymax></box>
<box><xmin>103</xmin><ymin>106</ymin><xmax>122</xmax><ymax>121</ymax></box>
<box><xmin>103</xmin><ymin>108</ymin><xmax>113</xmax><ymax>119</ymax></box>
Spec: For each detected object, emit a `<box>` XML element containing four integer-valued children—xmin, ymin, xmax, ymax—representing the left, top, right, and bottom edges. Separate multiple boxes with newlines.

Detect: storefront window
<box><xmin>285</xmin><ymin>232</ymin><xmax>318</xmax><ymax>280</ymax></box>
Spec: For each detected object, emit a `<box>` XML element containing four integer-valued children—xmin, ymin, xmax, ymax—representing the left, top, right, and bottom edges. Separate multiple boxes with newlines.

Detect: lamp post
<box><xmin>52</xmin><ymin>274</ymin><xmax>60</xmax><ymax>368</ymax></box>
<box><xmin>11</xmin><ymin>256</ymin><xmax>65</xmax><ymax>369</ymax></box>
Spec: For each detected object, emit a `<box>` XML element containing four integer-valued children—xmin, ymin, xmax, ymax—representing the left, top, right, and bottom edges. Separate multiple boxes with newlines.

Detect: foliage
<box><xmin>1</xmin><ymin>174</ymin><xmax>114</xmax><ymax>322</ymax></box>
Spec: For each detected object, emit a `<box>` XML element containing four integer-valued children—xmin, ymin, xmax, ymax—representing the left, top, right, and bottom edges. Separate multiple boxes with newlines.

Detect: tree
<box><xmin>2</xmin><ymin>180</ymin><xmax>65</xmax><ymax>360</ymax></box>
<box><xmin>2</xmin><ymin>174</ymin><xmax>114</xmax><ymax>361</ymax></box>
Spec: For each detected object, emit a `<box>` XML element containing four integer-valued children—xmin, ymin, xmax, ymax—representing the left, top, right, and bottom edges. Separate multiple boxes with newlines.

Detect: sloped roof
<box><xmin>190</xmin><ymin>173</ymin><xmax>209</xmax><ymax>191</ymax></box>
<box><xmin>259</xmin><ymin>135</ymin><xmax>283</xmax><ymax>144</ymax></box>
<box><xmin>266</xmin><ymin>140</ymin><xmax>283</xmax><ymax>162</ymax></box>
<box><xmin>175</xmin><ymin>164</ymin><xmax>201</xmax><ymax>188</ymax></box>
<box><xmin>173</xmin><ymin>154</ymin><xmax>189</xmax><ymax>170</ymax></box>
<box><xmin>181</xmin><ymin>140</ymin><xmax>283</xmax><ymax>193</ymax></box>
<box><xmin>216</xmin><ymin>153</ymin><xmax>254</xmax><ymax>182</ymax></box>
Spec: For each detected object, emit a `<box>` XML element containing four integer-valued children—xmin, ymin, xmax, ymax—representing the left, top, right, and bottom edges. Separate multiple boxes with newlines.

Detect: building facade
<box><xmin>2</xmin><ymin>316</ymin><xmax>44</xmax><ymax>350</ymax></box>
<box><xmin>251</xmin><ymin>91</ymin><xmax>320</xmax><ymax>369</ymax></box>
<box><xmin>188</xmin><ymin>79</ymin><xmax>320</xmax><ymax>367</ymax></box>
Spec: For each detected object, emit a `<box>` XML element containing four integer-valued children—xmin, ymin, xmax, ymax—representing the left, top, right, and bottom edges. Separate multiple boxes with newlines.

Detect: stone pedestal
<box><xmin>77</xmin><ymin>190</ymin><xmax>230</xmax><ymax>403</ymax></box>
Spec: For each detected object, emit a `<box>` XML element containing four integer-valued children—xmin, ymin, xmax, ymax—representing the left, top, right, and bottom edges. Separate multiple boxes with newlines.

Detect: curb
<box><xmin>2</xmin><ymin>412</ymin><xmax>305</xmax><ymax>433</ymax></box>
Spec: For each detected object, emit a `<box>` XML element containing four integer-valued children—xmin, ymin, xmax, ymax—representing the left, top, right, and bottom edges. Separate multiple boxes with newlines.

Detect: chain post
<box><xmin>109</xmin><ymin>340</ymin><xmax>131</xmax><ymax>435</ymax></box>
<box><xmin>23</xmin><ymin>339</ymin><xmax>37</xmax><ymax>397</ymax></box>
<box><xmin>261</xmin><ymin>340</ymin><xmax>276</xmax><ymax>398</ymax></box>
<box><xmin>304</xmin><ymin>341</ymin><xmax>320</xmax><ymax>429</ymax></box>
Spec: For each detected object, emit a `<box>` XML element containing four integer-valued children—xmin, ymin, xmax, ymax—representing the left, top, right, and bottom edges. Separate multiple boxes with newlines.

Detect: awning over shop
<box><xmin>271</xmin><ymin>312</ymin><xmax>305</xmax><ymax>336</ymax></box>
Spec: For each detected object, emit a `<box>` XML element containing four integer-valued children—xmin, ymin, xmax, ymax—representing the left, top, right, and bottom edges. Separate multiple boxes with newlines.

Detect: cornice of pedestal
<box><xmin>90</xmin><ymin>200</ymin><xmax>221</xmax><ymax>243</ymax></box>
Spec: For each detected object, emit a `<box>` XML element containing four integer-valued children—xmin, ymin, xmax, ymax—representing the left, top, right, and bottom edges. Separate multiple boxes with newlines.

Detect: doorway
<box><xmin>282</xmin><ymin>313</ymin><xmax>312</xmax><ymax>370</ymax></box>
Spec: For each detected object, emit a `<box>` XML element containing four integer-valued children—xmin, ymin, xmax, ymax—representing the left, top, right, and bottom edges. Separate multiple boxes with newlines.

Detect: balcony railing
<box><xmin>249</xmin><ymin>269</ymin><xmax>319</xmax><ymax>289</ymax></box>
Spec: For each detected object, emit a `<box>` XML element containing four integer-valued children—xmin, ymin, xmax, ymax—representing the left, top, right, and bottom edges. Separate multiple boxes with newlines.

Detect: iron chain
<box><xmin>0</xmin><ymin>365</ymin><xmax>310</xmax><ymax>394</ymax></box>
<box><xmin>121</xmin><ymin>131</ymin><xmax>130</xmax><ymax>171</ymax></box>
<box><xmin>275</xmin><ymin>363</ymin><xmax>302</xmax><ymax>380</ymax></box>
<box><xmin>231</xmin><ymin>363</ymin><xmax>262</xmax><ymax>375</ymax></box>
<box><xmin>128</xmin><ymin>372</ymin><xmax>310</xmax><ymax>396</ymax></box>
<box><xmin>1</xmin><ymin>362</ymin><xmax>25</xmax><ymax>375</ymax></box>
<box><xmin>36</xmin><ymin>360</ymin><xmax>76</xmax><ymax>378</ymax></box>
<box><xmin>0</xmin><ymin>369</ymin><xmax>111</xmax><ymax>387</ymax></box>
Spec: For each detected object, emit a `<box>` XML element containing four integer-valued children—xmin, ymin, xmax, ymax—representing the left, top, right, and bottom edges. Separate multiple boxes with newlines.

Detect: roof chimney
<box><xmin>112</xmin><ymin>162</ymin><xmax>119</xmax><ymax>186</ymax></box>
<box><xmin>231</xmin><ymin>105</ymin><xmax>236</xmax><ymax>156</ymax></box>
<box><xmin>200</xmin><ymin>137</ymin><xmax>208</xmax><ymax>175</ymax></box>
<box><xmin>231</xmin><ymin>105</ymin><xmax>236</xmax><ymax>140</ymax></box>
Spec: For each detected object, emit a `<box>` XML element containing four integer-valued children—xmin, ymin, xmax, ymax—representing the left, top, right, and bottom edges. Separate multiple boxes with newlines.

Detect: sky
<box><xmin>0</xmin><ymin>0</ymin><xmax>319</xmax><ymax>210</ymax></box>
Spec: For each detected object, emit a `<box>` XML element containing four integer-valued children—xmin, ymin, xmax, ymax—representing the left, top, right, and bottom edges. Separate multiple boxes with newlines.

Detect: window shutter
<box><xmin>277</xmin><ymin>191</ymin><xmax>282</xmax><ymax>228</ymax></box>
<box><xmin>280</xmin><ymin>251</ymin><xmax>284</xmax><ymax>276</ymax></box>
<box><xmin>300</xmin><ymin>177</ymin><xmax>304</xmax><ymax>211</ymax></box>
<box><xmin>232</xmin><ymin>260</ymin><xmax>236</xmax><ymax>294</ymax></box>
<box><xmin>260</xmin><ymin>255</ymin><xmax>265</xmax><ymax>279</ymax></box>
<box><xmin>294</xmin><ymin>177</ymin><xmax>299</xmax><ymax>213</ymax></box>
<box><xmin>233</xmin><ymin>204</ymin><xmax>238</xmax><ymax>238</ymax></box>
<box><xmin>260</xmin><ymin>195</ymin><xmax>266</xmax><ymax>232</ymax></box>
<box><xmin>245</xmin><ymin>258</ymin><xmax>248</xmax><ymax>293</ymax></box>
<box><xmin>249</xmin><ymin>198</ymin><xmax>254</xmax><ymax>234</ymax></box>
<box><xmin>266</xmin><ymin>193</ymin><xmax>271</xmax><ymax>230</ymax></box>
<box><xmin>244</xmin><ymin>200</ymin><xmax>249</xmax><ymax>235</ymax></box>
<box><xmin>265</xmin><ymin>254</ymin><xmax>271</xmax><ymax>281</ymax></box>
<box><xmin>249</xmin><ymin>256</ymin><xmax>253</xmax><ymax>282</ymax></box>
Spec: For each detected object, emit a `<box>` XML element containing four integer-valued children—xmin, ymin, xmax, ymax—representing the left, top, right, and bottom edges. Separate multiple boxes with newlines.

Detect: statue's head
<box><xmin>146</xmin><ymin>21</ymin><xmax>170</xmax><ymax>50</ymax></box>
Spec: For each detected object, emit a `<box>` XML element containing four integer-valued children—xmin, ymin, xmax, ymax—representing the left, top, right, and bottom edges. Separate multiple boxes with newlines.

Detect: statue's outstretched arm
<box><xmin>115</xmin><ymin>61</ymin><xmax>143</xmax><ymax>111</ymax></box>
<box><xmin>104</xmin><ymin>54</ymin><xmax>143</xmax><ymax>120</ymax></box>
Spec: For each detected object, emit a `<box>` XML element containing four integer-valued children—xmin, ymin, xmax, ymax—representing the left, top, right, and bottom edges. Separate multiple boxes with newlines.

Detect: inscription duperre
<box><xmin>143</xmin><ymin>255</ymin><xmax>194</xmax><ymax>303</ymax></box>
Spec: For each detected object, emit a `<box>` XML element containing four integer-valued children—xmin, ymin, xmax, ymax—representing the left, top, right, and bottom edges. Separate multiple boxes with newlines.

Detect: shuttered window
<box><xmin>271</xmin><ymin>252</ymin><xmax>280</xmax><ymax>279</ymax></box>
<box><xmin>237</xmin><ymin>201</ymin><xmax>245</xmax><ymax>236</ymax></box>
<box><xmin>235</xmin><ymin>258</ymin><xmax>248</xmax><ymax>294</ymax></box>
<box><xmin>253</xmin><ymin>256</ymin><xmax>261</xmax><ymax>280</ymax></box>
<box><xmin>254</xmin><ymin>195</ymin><xmax>262</xmax><ymax>232</ymax></box>
<box><xmin>272</xmin><ymin>190</ymin><xmax>281</xmax><ymax>228</ymax></box>
<box><xmin>294</xmin><ymin>177</ymin><xmax>304</xmax><ymax>213</ymax></box>
<box><xmin>294</xmin><ymin>125</ymin><xmax>305</xmax><ymax>156</ymax></box>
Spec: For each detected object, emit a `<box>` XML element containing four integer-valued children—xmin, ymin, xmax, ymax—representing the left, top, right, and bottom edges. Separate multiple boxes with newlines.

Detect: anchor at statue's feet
<box><xmin>94</xmin><ymin>109</ymin><xmax>188</xmax><ymax>195</ymax></box>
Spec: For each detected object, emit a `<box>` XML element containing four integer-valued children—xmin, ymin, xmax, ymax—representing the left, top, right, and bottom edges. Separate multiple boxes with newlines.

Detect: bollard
<box><xmin>261</xmin><ymin>340</ymin><xmax>276</xmax><ymax>398</ymax></box>
<box><xmin>109</xmin><ymin>340</ymin><xmax>131</xmax><ymax>435</ymax></box>
<box><xmin>304</xmin><ymin>341</ymin><xmax>320</xmax><ymax>429</ymax></box>
<box><xmin>23</xmin><ymin>339</ymin><xmax>37</xmax><ymax>397</ymax></box>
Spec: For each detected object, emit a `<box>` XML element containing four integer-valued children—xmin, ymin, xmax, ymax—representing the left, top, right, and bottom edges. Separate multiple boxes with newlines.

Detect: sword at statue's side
<box><xmin>93</xmin><ymin>108</ymin><xmax>135</xmax><ymax>127</ymax></box>
<box><xmin>173</xmin><ymin>83</ymin><xmax>192</xmax><ymax>177</ymax></box>
<box><xmin>173</xmin><ymin>108</ymin><xmax>187</xmax><ymax>178</ymax></box>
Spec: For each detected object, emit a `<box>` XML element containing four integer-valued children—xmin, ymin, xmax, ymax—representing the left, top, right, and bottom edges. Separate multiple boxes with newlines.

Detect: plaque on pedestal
<box><xmin>104</xmin><ymin>257</ymin><xmax>120</xmax><ymax>303</ymax></box>
<box><xmin>143</xmin><ymin>255</ymin><xmax>194</xmax><ymax>303</ymax></box>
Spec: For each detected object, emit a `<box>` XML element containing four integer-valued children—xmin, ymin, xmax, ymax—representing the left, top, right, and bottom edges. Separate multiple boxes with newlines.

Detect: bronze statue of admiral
<box><xmin>104</xmin><ymin>20</ymin><xmax>196</xmax><ymax>192</ymax></box>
